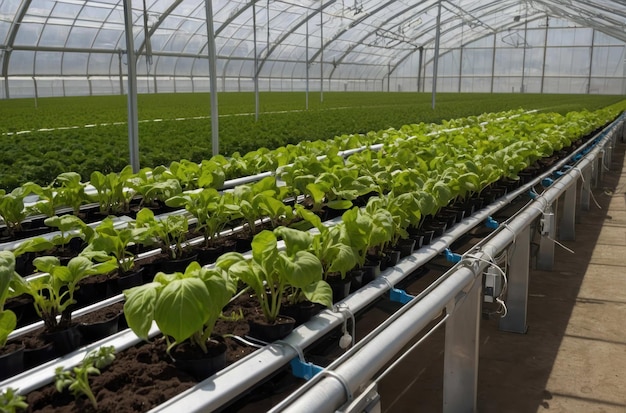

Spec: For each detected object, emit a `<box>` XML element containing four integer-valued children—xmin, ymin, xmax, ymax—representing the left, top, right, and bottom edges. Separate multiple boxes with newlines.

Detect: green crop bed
<box><xmin>0</xmin><ymin>92</ymin><xmax>624</xmax><ymax>190</ymax></box>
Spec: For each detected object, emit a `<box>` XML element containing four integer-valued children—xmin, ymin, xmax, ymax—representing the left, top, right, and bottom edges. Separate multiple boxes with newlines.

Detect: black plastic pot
<box><xmin>327</xmin><ymin>275</ymin><xmax>352</xmax><ymax>302</ymax></box>
<box><xmin>397</xmin><ymin>238</ymin><xmax>416</xmax><ymax>258</ymax></box>
<box><xmin>74</xmin><ymin>279</ymin><xmax>109</xmax><ymax>306</ymax></box>
<box><xmin>197</xmin><ymin>246</ymin><xmax>224</xmax><ymax>265</ymax></box>
<box><xmin>379</xmin><ymin>250</ymin><xmax>401</xmax><ymax>271</ymax></box>
<box><xmin>247</xmin><ymin>315</ymin><xmax>296</xmax><ymax>342</ymax></box>
<box><xmin>281</xmin><ymin>301</ymin><xmax>320</xmax><ymax>326</ymax></box>
<box><xmin>349</xmin><ymin>269</ymin><xmax>364</xmax><ymax>293</ymax></box>
<box><xmin>78</xmin><ymin>312</ymin><xmax>122</xmax><ymax>342</ymax></box>
<box><xmin>44</xmin><ymin>324</ymin><xmax>83</xmax><ymax>356</ymax></box>
<box><xmin>361</xmin><ymin>259</ymin><xmax>381</xmax><ymax>284</ymax></box>
<box><xmin>23</xmin><ymin>342</ymin><xmax>56</xmax><ymax>369</ymax></box>
<box><xmin>171</xmin><ymin>338</ymin><xmax>227</xmax><ymax>381</ymax></box>
<box><xmin>158</xmin><ymin>254</ymin><xmax>198</xmax><ymax>274</ymax></box>
<box><xmin>116</xmin><ymin>267</ymin><xmax>145</xmax><ymax>292</ymax></box>
<box><xmin>0</xmin><ymin>345</ymin><xmax>24</xmax><ymax>380</ymax></box>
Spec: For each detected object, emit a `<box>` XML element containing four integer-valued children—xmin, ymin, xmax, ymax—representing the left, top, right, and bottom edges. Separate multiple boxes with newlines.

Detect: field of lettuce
<box><xmin>0</xmin><ymin>92</ymin><xmax>624</xmax><ymax>191</ymax></box>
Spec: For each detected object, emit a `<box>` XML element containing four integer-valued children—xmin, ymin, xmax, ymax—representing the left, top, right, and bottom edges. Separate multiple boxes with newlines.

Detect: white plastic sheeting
<box><xmin>0</xmin><ymin>0</ymin><xmax>625</xmax><ymax>97</ymax></box>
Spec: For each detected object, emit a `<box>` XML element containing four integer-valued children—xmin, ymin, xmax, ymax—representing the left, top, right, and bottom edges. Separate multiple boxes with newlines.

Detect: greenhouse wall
<box><xmin>2</xmin><ymin>19</ymin><xmax>624</xmax><ymax>98</ymax></box>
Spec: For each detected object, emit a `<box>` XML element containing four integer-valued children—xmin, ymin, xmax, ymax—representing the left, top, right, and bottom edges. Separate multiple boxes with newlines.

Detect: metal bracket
<box><xmin>337</xmin><ymin>382</ymin><xmax>381</xmax><ymax>413</ymax></box>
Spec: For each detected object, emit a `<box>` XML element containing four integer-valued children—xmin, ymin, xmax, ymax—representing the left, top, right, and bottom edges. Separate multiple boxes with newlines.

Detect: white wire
<box><xmin>547</xmin><ymin>235</ymin><xmax>576</xmax><ymax>254</ymax></box>
<box><xmin>464</xmin><ymin>252</ymin><xmax>509</xmax><ymax>317</ymax></box>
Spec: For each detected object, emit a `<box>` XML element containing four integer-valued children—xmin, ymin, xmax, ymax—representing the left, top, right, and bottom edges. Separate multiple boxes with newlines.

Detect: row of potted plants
<box><xmin>0</xmin><ymin>107</ymin><xmax>620</xmax><ymax>412</ymax></box>
<box><xmin>3</xmin><ymin>105</ymin><xmax>618</xmax><ymax>349</ymax></box>
<box><xmin>3</xmin><ymin>107</ymin><xmax>611</xmax><ymax>241</ymax></box>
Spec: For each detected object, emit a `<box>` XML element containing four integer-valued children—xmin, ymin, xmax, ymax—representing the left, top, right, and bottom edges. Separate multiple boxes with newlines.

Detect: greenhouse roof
<box><xmin>0</xmin><ymin>0</ymin><xmax>625</xmax><ymax>87</ymax></box>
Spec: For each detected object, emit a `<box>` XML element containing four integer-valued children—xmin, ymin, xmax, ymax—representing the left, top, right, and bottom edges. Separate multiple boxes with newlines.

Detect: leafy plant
<box><xmin>165</xmin><ymin>189</ymin><xmax>239</xmax><ymax>248</ymax></box>
<box><xmin>89</xmin><ymin>165</ymin><xmax>136</xmax><ymax>214</ymax></box>
<box><xmin>0</xmin><ymin>252</ymin><xmax>21</xmax><ymax>348</ymax></box>
<box><xmin>44</xmin><ymin>214</ymin><xmax>94</xmax><ymax>254</ymax></box>
<box><xmin>134</xmin><ymin>208</ymin><xmax>189</xmax><ymax>259</ymax></box>
<box><xmin>226</xmin><ymin>229</ymin><xmax>330</xmax><ymax>324</ymax></box>
<box><xmin>28</xmin><ymin>182</ymin><xmax>59</xmax><ymax>218</ymax></box>
<box><xmin>0</xmin><ymin>387</ymin><xmax>28</xmax><ymax>413</ymax></box>
<box><xmin>130</xmin><ymin>166</ymin><xmax>182</xmax><ymax>208</ymax></box>
<box><xmin>55</xmin><ymin>346</ymin><xmax>116</xmax><ymax>408</ymax></box>
<box><xmin>124</xmin><ymin>260</ymin><xmax>236</xmax><ymax>353</ymax></box>
<box><xmin>53</xmin><ymin>172</ymin><xmax>87</xmax><ymax>216</ymax></box>
<box><xmin>293</xmin><ymin>205</ymin><xmax>357</xmax><ymax>280</ymax></box>
<box><xmin>232</xmin><ymin>177</ymin><xmax>290</xmax><ymax>235</ymax></box>
<box><xmin>81</xmin><ymin>217</ymin><xmax>150</xmax><ymax>274</ymax></box>
<box><xmin>11</xmin><ymin>256</ymin><xmax>117</xmax><ymax>330</ymax></box>
<box><xmin>0</xmin><ymin>183</ymin><xmax>38</xmax><ymax>236</ymax></box>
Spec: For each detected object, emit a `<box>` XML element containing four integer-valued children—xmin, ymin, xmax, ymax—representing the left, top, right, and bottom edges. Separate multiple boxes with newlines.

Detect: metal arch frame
<box><xmin>407</xmin><ymin>14</ymin><xmax>548</xmax><ymax>79</ymax></box>
<box><xmin>84</xmin><ymin>4</ymin><xmax>121</xmax><ymax>94</ymax></box>
<box><xmin>384</xmin><ymin>3</ymin><xmax>544</xmax><ymax>81</ymax></box>
<box><xmin>305</xmin><ymin>0</ymin><xmax>403</xmax><ymax>81</ymax></box>
<box><xmin>253</xmin><ymin>0</ymin><xmax>337</xmax><ymax>79</ymax></box>
<box><xmin>2</xmin><ymin>0</ymin><xmax>626</xmax><ymax>98</ymax></box>
<box><xmin>327</xmin><ymin>2</ymin><xmax>428</xmax><ymax>83</ymax></box>
<box><xmin>531</xmin><ymin>0</ymin><xmax>626</xmax><ymax>43</ymax></box>
<box><xmin>414</xmin><ymin>11</ymin><xmax>619</xmax><ymax>85</ymax></box>
<box><xmin>2</xmin><ymin>0</ymin><xmax>32</xmax><ymax>98</ymax></box>
<box><xmin>324</xmin><ymin>0</ymin><xmax>513</xmax><ymax>82</ymax></box>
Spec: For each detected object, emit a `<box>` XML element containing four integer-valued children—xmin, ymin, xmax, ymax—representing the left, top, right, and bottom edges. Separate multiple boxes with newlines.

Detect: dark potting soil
<box><xmin>23</xmin><ymin>293</ymin><xmax>265</xmax><ymax>412</ymax></box>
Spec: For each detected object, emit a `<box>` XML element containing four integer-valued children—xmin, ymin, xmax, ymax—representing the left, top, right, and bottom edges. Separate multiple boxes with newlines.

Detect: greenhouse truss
<box><xmin>0</xmin><ymin>0</ymin><xmax>625</xmax><ymax>99</ymax></box>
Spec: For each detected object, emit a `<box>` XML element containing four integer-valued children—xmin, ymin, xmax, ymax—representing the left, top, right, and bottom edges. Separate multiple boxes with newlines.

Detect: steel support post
<box><xmin>443</xmin><ymin>277</ymin><xmax>481</xmax><ymax>413</ymax></box>
<box><xmin>499</xmin><ymin>225</ymin><xmax>530</xmax><ymax>333</ymax></box>
<box><xmin>592</xmin><ymin>157</ymin><xmax>600</xmax><ymax>188</ymax></box>
<box><xmin>559</xmin><ymin>184</ymin><xmax>576</xmax><ymax>241</ymax></box>
<box><xmin>537</xmin><ymin>205</ymin><xmax>555</xmax><ymax>271</ymax></box>
<box><xmin>580</xmin><ymin>165</ymin><xmax>592</xmax><ymax>211</ymax></box>
<box><xmin>599</xmin><ymin>150</ymin><xmax>606</xmax><ymax>182</ymax></box>
<box><xmin>604</xmin><ymin>144</ymin><xmax>612</xmax><ymax>172</ymax></box>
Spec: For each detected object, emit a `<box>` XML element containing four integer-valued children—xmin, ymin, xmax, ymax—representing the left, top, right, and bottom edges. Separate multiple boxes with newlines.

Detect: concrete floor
<box><xmin>377</xmin><ymin>138</ymin><xmax>626</xmax><ymax>413</ymax></box>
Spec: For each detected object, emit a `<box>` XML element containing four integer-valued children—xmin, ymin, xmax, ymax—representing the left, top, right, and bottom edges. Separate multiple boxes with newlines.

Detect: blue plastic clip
<box><xmin>389</xmin><ymin>287</ymin><xmax>414</xmax><ymax>304</ymax></box>
<box><xmin>553</xmin><ymin>170</ymin><xmax>564</xmax><ymax>178</ymax></box>
<box><xmin>528</xmin><ymin>190</ymin><xmax>538</xmax><ymax>199</ymax></box>
<box><xmin>541</xmin><ymin>177</ymin><xmax>554</xmax><ymax>187</ymax></box>
<box><xmin>573</xmin><ymin>154</ymin><xmax>582</xmax><ymax>161</ymax></box>
<box><xmin>444</xmin><ymin>248</ymin><xmax>461</xmax><ymax>263</ymax></box>
<box><xmin>485</xmin><ymin>216</ymin><xmax>499</xmax><ymax>229</ymax></box>
<box><xmin>290</xmin><ymin>357</ymin><xmax>323</xmax><ymax>380</ymax></box>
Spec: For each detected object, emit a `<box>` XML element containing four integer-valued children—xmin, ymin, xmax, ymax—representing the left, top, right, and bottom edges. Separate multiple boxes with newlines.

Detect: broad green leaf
<box><xmin>0</xmin><ymin>251</ymin><xmax>16</xmax><ymax>304</ymax></box>
<box><xmin>154</xmin><ymin>278</ymin><xmax>211</xmax><ymax>345</ymax></box>
<box><xmin>251</xmin><ymin>230</ymin><xmax>278</xmax><ymax>262</ymax></box>
<box><xmin>326</xmin><ymin>200</ymin><xmax>353</xmax><ymax>210</ymax></box>
<box><xmin>305</xmin><ymin>183</ymin><xmax>326</xmax><ymax>205</ymax></box>
<box><xmin>13</xmin><ymin>237</ymin><xmax>55</xmax><ymax>257</ymax></box>
<box><xmin>123</xmin><ymin>283</ymin><xmax>160</xmax><ymax>340</ymax></box>
<box><xmin>274</xmin><ymin>226</ymin><xmax>313</xmax><ymax>256</ymax></box>
<box><xmin>0</xmin><ymin>310</ymin><xmax>17</xmax><ymax>347</ymax></box>
<box><xmin>327</xmin><ymin>243</ymin><xmax>358</xmax><ymax>277</ymax></box>
<box><xmin>32</xmin><ymin>256</ymin><xmax>61</xmax><ymax>274</ymax></box>
<box><xmin>301</xmin><ymin>280</ymin><xmax>333</xmax><ymax>309</ymax></box>
<box><xmin>215</xmin><ymin>252</ymin><xmax>246</xmax><ymax>272</ymax></box>
<box><xmin>281</xmin><ymin>250</ymin><xmax>323</xmax><ymax>289</ymax></box>
<box><xmin>228</xmin><ymin>260</ymin><xmax>263</xmax><ymax>295</ymax></box>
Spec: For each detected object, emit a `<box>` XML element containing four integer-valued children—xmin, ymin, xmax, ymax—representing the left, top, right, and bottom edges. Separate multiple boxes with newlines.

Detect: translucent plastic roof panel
<box><xmin>1</xmin><ymin>0</ymin><xmax>625</xmax><ymax>90</ymax></box>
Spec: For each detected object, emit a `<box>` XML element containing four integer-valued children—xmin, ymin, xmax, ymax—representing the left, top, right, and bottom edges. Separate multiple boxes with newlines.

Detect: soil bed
<box><xmin>23</xmin><ymin>293</ymin><xmax>265</xmax><ymax>412</ymax></box>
